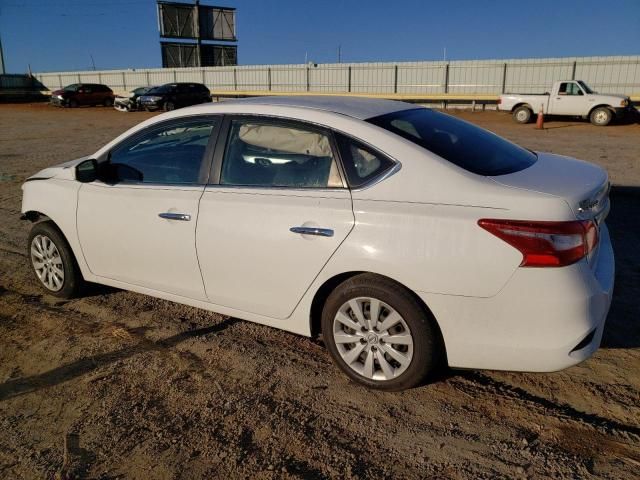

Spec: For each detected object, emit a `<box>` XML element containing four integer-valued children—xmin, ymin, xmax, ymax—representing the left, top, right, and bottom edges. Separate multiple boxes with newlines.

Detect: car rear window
<box><xmin>367</xmin><ymin>108</ymin><xmax>537</xmax><ymax>176</ymax></box>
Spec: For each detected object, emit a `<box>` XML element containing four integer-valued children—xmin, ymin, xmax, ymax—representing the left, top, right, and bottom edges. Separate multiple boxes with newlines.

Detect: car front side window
<box><xmin>220</xmin><ymin>119</ymin><xmax>343</xmax><ymax>188</ymax></box>
<box><xmin>106</xmin><ymin>119</ymin><xmax>217</xmax><ymax>185</ymax></box>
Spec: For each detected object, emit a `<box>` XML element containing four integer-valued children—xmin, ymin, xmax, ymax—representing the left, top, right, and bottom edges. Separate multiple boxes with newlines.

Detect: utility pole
<box><xmin>194</xmin><ymin>0</ymin><xmax>201</xmax><ymax>67</ymax></box>
<box><xmin>89</xmin><ymin>53</ymin><xmax>96</xmax><ymax>71</ymax></box>
<box><xmin>337</xmin><ymin>45</ymin><xmax>341</xmax><ymax>63</ymax></box>
<box><xmin>0</xmin><ymin>34</ymin><xmax>5</xmax><ymax>74</ymax></box>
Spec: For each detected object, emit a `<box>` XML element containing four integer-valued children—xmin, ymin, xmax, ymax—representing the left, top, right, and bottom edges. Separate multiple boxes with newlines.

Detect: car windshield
<box><xmin>146</xmin><ymin>85</ymin><xmax>172</xmax><ymax>95</ymax></box>
<box><xmin>367</xmin><ymin>108</ymin><xmax>537</xmax><ymax>176</ymax></box>
<box><xmin>578</xmin><ymin>81</ymin><xmax>595</xmax><ymax>94</ymax></box>
<box><xmin>63</xmin><ymin>84</ymin><xmax>79</xmax><ymax>92</ymax></box>
<box><xmin>133</xmin><ymin>87</ymin><xmax>150</xmax><ymax>95</ymax></box>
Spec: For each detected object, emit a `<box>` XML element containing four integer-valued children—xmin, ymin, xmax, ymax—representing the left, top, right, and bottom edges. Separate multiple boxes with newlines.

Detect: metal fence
<box><xmin>23</xmin><ymin>55</ymin><xmax>640</xmax><ymax>99</ymax></box>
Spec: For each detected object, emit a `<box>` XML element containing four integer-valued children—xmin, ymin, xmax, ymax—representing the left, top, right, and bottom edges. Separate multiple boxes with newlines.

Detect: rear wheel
<box><xmin>513</xmin><ymin>105</ymin><xmax>533</xmax><ymax>124</ymax></box>
<box><xmin>28</xmin><ymin>222</ymin><xmax>84</xmax><ymax>298</ymax></box>
<box><xmin>321</xmin><ymin>274</ymin><xmax>443</xmax><ymax>391</ymax></box>
<box><xmin>590</xmin><ymin>107</ymin><xmax>612</xmax><ymax>126</ymax></box>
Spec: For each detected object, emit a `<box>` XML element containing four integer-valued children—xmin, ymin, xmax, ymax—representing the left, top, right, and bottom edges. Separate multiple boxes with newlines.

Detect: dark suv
<box><xmin>138</xmin><ymin>83</ymin><xmax>211</xmax><ymax>111</ymax></box>
<box><xmin>50</xmin><ymin>83</ymin><xmax>115</xmax><ymax>108</ymax></box>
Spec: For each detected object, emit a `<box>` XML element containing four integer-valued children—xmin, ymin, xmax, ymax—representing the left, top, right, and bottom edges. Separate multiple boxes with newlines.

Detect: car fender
<box><xmin>21</xmin><ymin>179</ymin><xmax>91</xmax><ymax>278</ymax></box>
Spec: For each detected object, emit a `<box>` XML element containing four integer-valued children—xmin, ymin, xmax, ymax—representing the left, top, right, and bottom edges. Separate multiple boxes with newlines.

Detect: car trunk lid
<box><xmin>490</xmin><ymin>152</ymin><xmax>609</xmax><ymax>220</ymax></box>
<box><xmin>490</xmin><ymin>152</ymin><xmax>610</xmax><ymax>267</ymax></box>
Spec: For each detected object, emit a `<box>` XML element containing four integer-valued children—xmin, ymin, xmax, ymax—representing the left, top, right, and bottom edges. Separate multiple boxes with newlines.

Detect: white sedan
<box><xmin>21</xmin><ymin>96</ymin><xmax>614</xmax><ymax>390</ymax></box>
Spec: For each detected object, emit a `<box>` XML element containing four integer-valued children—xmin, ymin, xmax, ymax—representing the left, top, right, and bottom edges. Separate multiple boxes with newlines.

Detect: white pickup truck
<box><xmin>498</xmin><ymin>80</ymin><xmax>634</xmax><ymax>126</ymax></box>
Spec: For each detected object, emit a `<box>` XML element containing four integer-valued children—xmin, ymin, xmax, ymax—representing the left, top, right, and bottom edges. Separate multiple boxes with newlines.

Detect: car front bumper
<box><xmin>613</xmin><ymin>106</ymin><xmax>637</xmax><ymax>118</ymax></box>
<box><xmin>114</xmin><ymin>99</ymin><xmax>134</xmax><ymax>111</ymax></box>
<box><xmin>50</xmin><ymin>96</ymin><xmax>66</xmax><ymax>107</ymax></box>
<box><xmin>419</xmin><ymin>223</ymin><xmax>615</xmax><ymax>372</ymax></box>
<box><xmin>139</xmin><ymin>100</ymin><xmax>162</xmax><ymax>110</ymax></box>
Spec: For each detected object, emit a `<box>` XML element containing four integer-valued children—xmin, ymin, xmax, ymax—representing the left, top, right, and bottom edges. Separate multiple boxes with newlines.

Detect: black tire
<box><xmin>27</xmin><ymin>222</ymin><xmax>84</xmax><ymax>299</ymax></box>
<box><xmin>590</xmin><ymin>107</ymin><xmax>612</xmax><ymax>126</ymax></box>
<box><xmin>512</xmin><ymin>105</ymin><xmax>533</xmax><ymax>124</ymax></box>
<box><xmin>68</xmin><ymin>99</ymin><xmax>78</xmax><ymax>108</ymax></box>
<box><xmin>103</xmin><ymin>97</ymin><xmax>114</xmax><ymax>107</ymax></box>
<box><xmin>321</xmin><ymin>273</ymin><xmax>444</xmax><ymax>391</ymax></box>
<box><xmin>164</xmin><ymin>101</ymin><xmax>175</xmax><ymax>112</ymax></box>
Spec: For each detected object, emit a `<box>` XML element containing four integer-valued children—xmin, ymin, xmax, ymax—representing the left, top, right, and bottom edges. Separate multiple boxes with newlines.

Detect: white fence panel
<box><xmin>21</xmin><ymin>55</ymin><xmax>640</xmax><ymax>98</ymax></box>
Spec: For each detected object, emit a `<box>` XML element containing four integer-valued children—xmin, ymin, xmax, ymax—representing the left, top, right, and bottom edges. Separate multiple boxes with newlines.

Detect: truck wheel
<box><xmin>512</xmin><ymin>106</ymin><xmax>533</xmax><ymax>124</ymax></box>
<box><xmin>590</xmin><ymin>107</ymin><xmax>612</xmax><ymax>126</ymax></box>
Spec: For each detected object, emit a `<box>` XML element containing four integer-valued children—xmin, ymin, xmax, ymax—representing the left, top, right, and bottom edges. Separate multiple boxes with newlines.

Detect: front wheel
<box><xmin>28</xmin><ymin>222</ymin><xmax>84</xmax><ymax>298</ymax></box>
<box><xmin>321</xmin><ymin>274</ymin><xmax>443</xmax><ymax>391</ymax></box>
<box><xmin>590</xmin><ymin>107</ymin><xmax>612</xmax><ymax>126</ymax></box>
<box><xmin>103</xmin><ymin>97</ymin><xmax>114</xmax><ymax>107</ymax></box>
<box><xmin>164</xmin><ymin>101</ymin><xmax>175</xmax><ymax>112</ymax></box>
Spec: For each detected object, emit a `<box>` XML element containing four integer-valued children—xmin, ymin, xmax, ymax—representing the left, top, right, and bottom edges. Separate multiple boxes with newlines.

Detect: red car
<box><xmin>50</xmin><ymin>83</ymin><xmax>115</xmax><ymax>108</ymax></box>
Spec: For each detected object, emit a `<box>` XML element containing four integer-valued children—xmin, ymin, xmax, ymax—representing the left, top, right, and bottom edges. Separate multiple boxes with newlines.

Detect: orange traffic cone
<box><xmin>535</xmin><ymin>104</ymin><xmax>544</xmax><ymax>129</ymax></box>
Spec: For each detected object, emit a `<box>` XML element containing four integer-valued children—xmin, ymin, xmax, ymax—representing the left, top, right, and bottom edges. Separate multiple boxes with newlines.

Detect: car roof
<box><xmin>212</xmin><ymin>95</ymin><xmax>413</xmax><ymax>120</ymax></box>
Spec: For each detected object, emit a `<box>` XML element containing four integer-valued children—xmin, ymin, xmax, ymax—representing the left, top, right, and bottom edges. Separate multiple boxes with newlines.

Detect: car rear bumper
<box><xmin>419</xmin><ymin>223</ymin><xmax>615</xmax><ymax>372</ymax></box>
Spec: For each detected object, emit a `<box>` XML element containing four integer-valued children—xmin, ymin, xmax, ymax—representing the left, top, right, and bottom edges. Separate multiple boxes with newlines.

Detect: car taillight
<box><xmin>497</xmin><ymin>98</ymin><xmax>501</xmax><ymax>104</ymax></box>
<box><xmin>478</xmin><ymin>219</ymin><xmax>599</xmax><ymax>267</ymax></box>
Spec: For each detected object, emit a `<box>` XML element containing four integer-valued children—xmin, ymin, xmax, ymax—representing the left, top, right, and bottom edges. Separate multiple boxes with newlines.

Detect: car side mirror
<box><xmin>76</xmin><ymin>159</ymin><xmax>98</xmax><ymax>183</ymax></box>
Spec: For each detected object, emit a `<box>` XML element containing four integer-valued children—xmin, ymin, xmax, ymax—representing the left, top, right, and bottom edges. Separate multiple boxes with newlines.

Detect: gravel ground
<box><xmin>0</xmin><ymin>103</ymin><xmax>639</xmax><ymax>479</ymax></box>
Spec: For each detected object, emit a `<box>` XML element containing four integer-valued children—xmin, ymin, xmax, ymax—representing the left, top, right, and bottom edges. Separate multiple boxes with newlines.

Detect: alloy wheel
<box><xmin>332</xmin><ymin>297</ymin><xmax>414</xmax><ymax>381</ymax></box>
<box><xmin>30</xmin><ymin>234</ymin><xmax>64</xmax><ymax>292</ymax></box>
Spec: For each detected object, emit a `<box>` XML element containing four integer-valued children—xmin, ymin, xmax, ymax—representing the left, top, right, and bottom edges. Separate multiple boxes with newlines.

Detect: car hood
<box><xmin>490</xmin><ymin>152</ymin><xmax>609</xmax><ymax>219</ymax></box>
<box><xmin>52</xmin><ymin>89</ymin><xmax>64</xmax><ymax>95</ymax></box>
<box><xmin>25</xmin><ymin>156</ymin><xmax>91</xmax><ymax>182</ymax></box>
<box><xmin>592</xmin><ymin>93</ymin><xmax>628</xmax><ymax>101</ymax></box>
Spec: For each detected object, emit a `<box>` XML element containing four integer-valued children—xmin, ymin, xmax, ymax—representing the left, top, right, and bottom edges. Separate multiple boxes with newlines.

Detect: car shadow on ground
<box><xmin>600</xmin><ymin>186</ymin><xmax>640</xmax><ymax>349</ymax></box>
<box><xmin>0</xmin><ymin>318</ymin><xmax>239</xmax><ymax>402</ymax></box>
<box><xmin>533</xmin><ymin>111</ymin><xmax>640</xmax><ymax>127</ymax></box>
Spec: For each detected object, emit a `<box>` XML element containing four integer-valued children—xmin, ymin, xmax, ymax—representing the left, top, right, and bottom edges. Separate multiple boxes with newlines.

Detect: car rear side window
<box><xmin>334</xmin><ymin>133</ymin><xmax>396</xmax><ymax>188</ymax></box>
<box><xmin>220</xmin><ymin>119</ymin><xmax>343</xmax><ymax>188</ymax></box>
<box><xmin>107</xmin><ymin>119</ymin><xmax>216</xmax><ymax>184</ymax></box>
<box><xmin>367</xmin><ymin>108</ymin><xmax>537</xmax><ymax>176</ymax></box>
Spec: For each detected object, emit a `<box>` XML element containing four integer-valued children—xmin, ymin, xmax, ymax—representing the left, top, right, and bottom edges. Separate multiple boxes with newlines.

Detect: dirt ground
<box><xmin>0</xmin><ymin>103</ymin><xmax>639</xmax><ymax>479</ymax></box>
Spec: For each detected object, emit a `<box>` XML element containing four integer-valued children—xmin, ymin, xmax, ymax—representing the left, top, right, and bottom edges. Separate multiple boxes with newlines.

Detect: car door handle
<box><xmin>159</xmin><ymin>212</ymin><xmax>191</xmax><ymax>221</ymax></box>
<box><xmin>290</xmin><ymin>226</ymin><xmax>334</xmax><ymax>237</ymax></box>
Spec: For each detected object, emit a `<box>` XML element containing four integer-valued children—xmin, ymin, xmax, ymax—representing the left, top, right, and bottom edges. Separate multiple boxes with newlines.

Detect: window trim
<box><xmin>96</xmin><ymin>115</ymin><xmax>222</xmax><ymax>187</ymax></box>
<box><xmin>208</xmin><ymin>114</ymin><xmax>348</xmax><ymax>190</ymax></box>
<box><xmin>559</xmin><ymin>81</ymin><xmax>585</xmax><ymax>96</ymax></box>
<box><xmin>332</xmin><ymin>130</ymin><xmax>400</xmax><ymax>191</ymax></box>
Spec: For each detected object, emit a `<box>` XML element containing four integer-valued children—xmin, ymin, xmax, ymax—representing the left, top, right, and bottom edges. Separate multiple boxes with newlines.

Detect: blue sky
<box><xmin>1</xmin><ymin>0</ymin><xmax>639</xmax><ymax>73</ymax></box>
